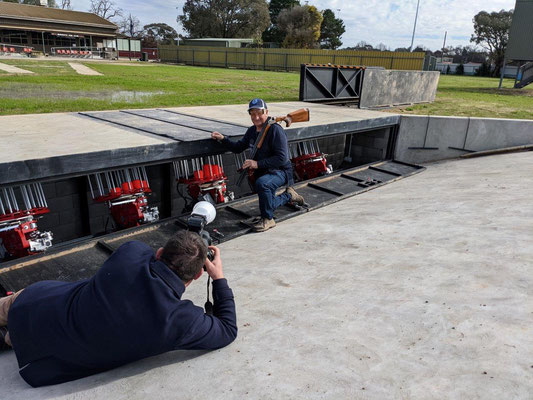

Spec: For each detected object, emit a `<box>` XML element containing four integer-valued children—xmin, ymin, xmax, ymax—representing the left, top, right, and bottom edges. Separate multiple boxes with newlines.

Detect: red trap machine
<box><xmin>87</xmin><ymin>166</ymin><xmax>159</xmax><ymax>230</ymax></box>
<box><xmin>173</xmin><ymin>155</ymin><xmax>234</xmax><ymax>208</ymax></box>
<box><xmin>289</xmin><ymin>139</ymin><xmax>332</xmax><ymax>181</ymax></box>
<box><xmin>0</xmin><ymin>183</ymin><xmax>53</xmax><ymax>260</ymax></box>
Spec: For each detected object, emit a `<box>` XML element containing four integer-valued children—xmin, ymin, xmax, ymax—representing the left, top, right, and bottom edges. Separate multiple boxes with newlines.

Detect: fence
<box><xmin>158</xmin><ymin>45</ymin><xmax>425</xmax><ymax>72</ymax></box>
<box><xmin>0</xmin><ymin>43</ymin><xmax>33</xmax><ymax>56</ymax></box>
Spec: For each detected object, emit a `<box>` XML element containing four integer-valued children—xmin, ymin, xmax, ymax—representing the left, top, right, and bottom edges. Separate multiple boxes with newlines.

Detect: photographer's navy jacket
<box><xmin>8</xmin><ymin>241</ymin><xmax>237</xmax><ymax>387</ymax></box>
<box><xmin>222</xmin><ymin>121</ymin><xmax>294</xmax><ymax>184</ymax></box>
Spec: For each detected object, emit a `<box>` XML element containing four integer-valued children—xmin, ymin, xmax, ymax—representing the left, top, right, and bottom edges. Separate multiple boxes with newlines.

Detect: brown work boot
<box><xmin>286</xmin><ymin>187</ymin><xmax>305</xmax><ymax>206</ymax></box>
<box><xmin>253</xmin><ymin>218</ymin><xmax>276</xmax><ymax>232</ymax></box>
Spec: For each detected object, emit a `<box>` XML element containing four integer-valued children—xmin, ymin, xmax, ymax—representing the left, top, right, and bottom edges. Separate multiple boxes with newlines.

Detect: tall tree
<box><xmin>118</xmin><ymin>14</ymin><xmax>142</xmax><ymax>37</ymax></box>
<box><xmin>142</xmin><ymin>23</ymin><xmax>178</xmax><ymax>46</ymax></box>
<box><xmin>89</xmin><ymin>0</ymin><xmax>122</xmax><ymax>21</ymax></box>
<box><xmin>60</xmin><ymin>0</ymin><xmax>71</xmax><ymax>9</ymax></box>
<box><xmin>179</xmin><ymin>0</ymin><xmax>270</xmax><ymax>40</ymax></box>
<box><xmin>319</xmin><ymin>9</ymin><xmax>344</xmax><ymax>50</ymax></box>
<box><xmin>262</xmin><ymin>0</ymin><xmax>300</xmax><ymax>44</ymax></box>
<box><xmin>277</xmin><ymin>5</ymin><xmax>322</xmax><ymax>48</ymax></box>
<box><xmin>470</xmin><ymin>9</ymin><xmax>513</xmax><ymax>77</ymax></box>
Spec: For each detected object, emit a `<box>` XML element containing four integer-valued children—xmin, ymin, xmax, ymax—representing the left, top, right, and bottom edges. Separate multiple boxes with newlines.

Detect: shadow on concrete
<box><xmin>1</xmin><ymin>349</ymin><xmax>208</xmax><ymax>399</ymax></box>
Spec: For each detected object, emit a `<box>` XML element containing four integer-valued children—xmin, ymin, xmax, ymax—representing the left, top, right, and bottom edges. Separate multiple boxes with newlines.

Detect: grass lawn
<box><xmin>390</xmin><ymin>75</ymin><xmax>533</xmax><ymax>119</ymax></box>
<box><xmin>0</xmin><ymin>59</ymin><xmax>299</xmax><ymax>115</ymax></box>
<box><xmin>0</xmin><ymin>59</ymin><xmax>532</xmax><ymax>120</ymax></box>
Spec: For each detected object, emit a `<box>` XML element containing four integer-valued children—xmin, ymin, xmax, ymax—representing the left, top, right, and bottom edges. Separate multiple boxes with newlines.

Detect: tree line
<box><xmin>2</xmin><ymin>1</ymin><xmax>514</xmax><ymax>76</ymax></box>
<box><xmin>179</xmin><ymin>0</ymin><xmax>346</xmax><ymax>50</ymax></box>
<box><xmin>2</xmin><ymin>0</ymin><xmax>346</xmax><ymax>50</ymax></box>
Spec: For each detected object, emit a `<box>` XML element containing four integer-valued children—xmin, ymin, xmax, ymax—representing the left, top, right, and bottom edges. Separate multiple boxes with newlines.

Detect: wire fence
<box><xmin>158</xmin><ymin>45</ymin><xmax>426</xmax><ymax>72</ymax></box>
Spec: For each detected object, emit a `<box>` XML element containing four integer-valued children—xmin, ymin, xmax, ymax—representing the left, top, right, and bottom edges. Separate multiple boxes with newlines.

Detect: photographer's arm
<box><xmin>175</xmin><ymin>247</ymin><xmax>237</xmax><ymax>350</ymax></box>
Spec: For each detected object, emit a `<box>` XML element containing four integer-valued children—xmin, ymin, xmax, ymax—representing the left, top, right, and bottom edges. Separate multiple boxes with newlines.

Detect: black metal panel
<box><xmin>344</xmin><ymin>168</ymin><xmax>396</xmax><ymax>183</ymax></box>
<box><xmin>308</xmin><ymin>175</ymin><xmax>366</xmax><ymax>195</ymax></box>
<box><xmin>0</xmin><ymin>244</ymin><xmax>109</xmax><ymax>292</ymax></box>
<box><xmin>292</xmin><ymin>185</ymin><xmax>339</xmax><ymax>207</ymax></box>
<box><xmin>80</xmin><ymin>111</ymin><xmax>211</xmax><ymax>141</ymax></box>
<box><xmin>99</xmin><ymin>223</ymin><xmax>180</xmax><ymax>253</ymax></box>
<box><xmin>375</xmin><ymin>161</ymin><xmax>422</xmax><ymax>175</ymax></box>
<box><xmin>121</xmin><ymin>109</ymin><xmax>247</xmax><ymax>138</ymax></box>
<box><xmin>299</xmin><ymin>63</ymin><xmax>365</xmax><ymax>104</ymax></box>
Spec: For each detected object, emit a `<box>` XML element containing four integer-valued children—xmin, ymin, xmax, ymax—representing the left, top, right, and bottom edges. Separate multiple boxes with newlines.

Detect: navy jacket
<box><xmin>8</xmin><ymin>241</ymin><xmax>237</xmax><ymax>387</ymax></box>
<box><xmin>223</xmin><ymin>121</ymin><xmax>293</xmax><ymax>183</ymax></box>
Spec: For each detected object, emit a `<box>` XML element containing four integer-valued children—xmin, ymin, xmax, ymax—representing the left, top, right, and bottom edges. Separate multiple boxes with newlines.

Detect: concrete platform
<box><xmin>2</xmin><ymin>103</ymin><xmax>399</xmax><ymax>185</ymax></box>
<box><xmin>0</xmin><ymin>62</ymin><xmax>33</xmax><ymax>74</ymax></box>
<box><xmin>1</xmin><ymin>151</ymin><xmax>531</xmax><ymax>399</ymax></box>
<box><xmin>68</xmin><ymin>62</ymin><xmax>102</xmax><ymax>76</ymax></box>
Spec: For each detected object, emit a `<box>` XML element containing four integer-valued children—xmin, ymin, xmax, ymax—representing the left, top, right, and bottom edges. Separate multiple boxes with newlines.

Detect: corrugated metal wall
<box><xmin>158</xmin><ymin>45</ymin><xmax>425</xmax><ymax>71</ymax></box>
<box><xmin>506</xmin><ymin>0</ymin><xmax>533</xmax><ymax>61</ymax></box>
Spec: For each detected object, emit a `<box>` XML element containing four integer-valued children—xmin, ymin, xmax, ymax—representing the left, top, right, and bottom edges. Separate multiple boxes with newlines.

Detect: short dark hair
<box><xmin>160</xmin><ymin>230</ymin><xmax>207</xmax><ymax>282</ymax></box>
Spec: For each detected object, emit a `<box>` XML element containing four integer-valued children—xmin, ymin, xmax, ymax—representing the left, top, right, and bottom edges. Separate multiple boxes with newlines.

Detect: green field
<box><xmin>0</xmin><ymin>60</ymin><xmax>299</xmax><ymax>115</ymax></box>
<box><xmin>391</xmin><ymin>75</ymin><xmax>533</xmax><ymax>119</ymax></box>
<box><xmin>0</xmin><ymin>59</ymin><xmax>532</xmax><ymax>119</ymax></box>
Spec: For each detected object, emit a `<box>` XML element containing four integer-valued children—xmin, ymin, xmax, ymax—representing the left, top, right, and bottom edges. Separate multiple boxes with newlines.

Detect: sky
<box><xmin>71</xmin><ymin>0</ymin><xmax>516</xmax><ymax>51</ymax></box>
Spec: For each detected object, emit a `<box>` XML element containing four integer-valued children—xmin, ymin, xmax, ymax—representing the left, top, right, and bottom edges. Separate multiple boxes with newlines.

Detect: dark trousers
<box><xmin>255</xmin><ymin>170</ymin><xmax>291</xmax><ymax>219</ymax></box>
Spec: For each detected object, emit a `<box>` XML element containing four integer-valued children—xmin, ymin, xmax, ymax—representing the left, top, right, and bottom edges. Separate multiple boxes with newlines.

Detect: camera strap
<box><xmin>205</xmin><ymin>276</ymin><xmax>213</xmax><ymax>315</ymax></box>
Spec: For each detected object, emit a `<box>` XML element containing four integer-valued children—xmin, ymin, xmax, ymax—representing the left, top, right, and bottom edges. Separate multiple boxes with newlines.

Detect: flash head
<box><xmin>191</xmin><ymin>201</ymin><xmax>216</xmax><ymax>225</ymax></box>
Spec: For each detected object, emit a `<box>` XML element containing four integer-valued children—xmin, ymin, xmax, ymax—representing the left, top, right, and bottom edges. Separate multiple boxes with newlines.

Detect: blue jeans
<box><xmin>255</xmin><ymin>170</ymin><xmax>291</xmax><ymax>220</ymax></box>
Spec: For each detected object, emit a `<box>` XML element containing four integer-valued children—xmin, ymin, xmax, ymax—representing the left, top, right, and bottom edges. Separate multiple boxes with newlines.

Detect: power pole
<box><xmin>442</xmin><ymin>31</ymin><xmax>447</xmax><ymax>74</ymax></box>
<box><xmin>409</xmin><ymin>0</ymin><xmax>421</xmax><ymax>51</ymax></box>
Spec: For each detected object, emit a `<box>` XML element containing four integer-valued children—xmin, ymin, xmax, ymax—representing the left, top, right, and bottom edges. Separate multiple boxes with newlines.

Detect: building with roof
<box><xmin>0</xmin><ymin>2</ymin><xmax>117</xmax><ymax>54</ymax></box>
<box><xmin>180</xmin><ymin>38</ymin><xmax>254</xmax><ymax>48</ymax></box>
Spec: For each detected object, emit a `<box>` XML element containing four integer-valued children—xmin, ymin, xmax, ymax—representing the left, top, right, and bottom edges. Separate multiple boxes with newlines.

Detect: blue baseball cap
<box><xmin>248</xmin><ymin>98</ymin><xmax>267</xmax><ymax>111</ymax></box>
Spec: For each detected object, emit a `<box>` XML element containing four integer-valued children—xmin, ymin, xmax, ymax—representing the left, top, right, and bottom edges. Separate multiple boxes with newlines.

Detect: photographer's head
<box><xmin>157</xmin><ymin>230</ymin><xmax>207</xmax><ymax>284</ymax></box>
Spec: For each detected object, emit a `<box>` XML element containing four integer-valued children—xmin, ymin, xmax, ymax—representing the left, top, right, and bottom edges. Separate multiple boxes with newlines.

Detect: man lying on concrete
<box><xmin>211</xmin><ymin>98</ymin><xmax>305</xmax><ymax>232</ymax></box>
<box><xmin>0</xmin><ymin>230</ymin><xmax>237</xmax><ymax>387</ymax></box>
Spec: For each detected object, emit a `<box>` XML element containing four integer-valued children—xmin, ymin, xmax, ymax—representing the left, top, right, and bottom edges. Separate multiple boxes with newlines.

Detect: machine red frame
<box><xmin>289</xmin><ymin>139</ymin><xmax>331</xmax><ymax>181</ymax></box>
<box><xmin>292</xmin><ymin>152</ymin><xmax>329</xmax><ymax>181</ymax></box>
<box><xmin>88</xmin><ymin>167</ymin><xmax>159</xmax><ymax>230</ymax></box>
<box><xmin>174</xmin><ymin>156</ymin><xmax>233</xmax><ymax>205</ymax></box>
<box><xmin>0</xmin><ymin>184</ymin><xmax>53</xmax><ymax>260</ymax></box>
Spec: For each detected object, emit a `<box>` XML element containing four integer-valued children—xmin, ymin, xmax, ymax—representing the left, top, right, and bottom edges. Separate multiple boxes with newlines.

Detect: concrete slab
<box><xmin>2</xmin><ymin>112</ymin><xmax>168</xmax><ymax>164</ymax></box>
<box><xmin>169</xmin><ymin>101</ymin><xmax>399</xmax><ymax>129</ymax></box>
<box><xmin>0</xmin><ymin>62</ymin><xmax>33</xmax><ymax>74</ymax></box>
<box><xmin>1</xmin><ymin>103</ymin><xmax>400</xmax><ymax>185</ymax></box>
<box><xmin>360</xmin><ymin>70</ymin><xmax>439</xmax><ymax>108</ymax></box>
<box><xmin>1</xmin><ymin>152</ymin><xmax>531</xmax><ymax>399</ymax></box>
<box><xmin>68</xmin><ymin>63</ymin><xmax>102</xmax><ymax>76</ymax></box>
<box><xmin>395</xmin><ymin>115</ymin><xmax>533</xmax><ymax>164</ymax></box>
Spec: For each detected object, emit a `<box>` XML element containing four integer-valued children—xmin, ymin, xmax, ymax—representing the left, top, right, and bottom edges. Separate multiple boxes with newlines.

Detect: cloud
<box><xmin>73</xmin><ymin>0</ymin><xmax>515</xmax><ymax>50</ymax></box>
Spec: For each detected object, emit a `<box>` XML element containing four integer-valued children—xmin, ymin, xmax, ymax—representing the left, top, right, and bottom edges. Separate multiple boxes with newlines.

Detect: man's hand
<box><xmin>211</xmin><ymin>131</ymin><xmax>224</xmax><ymax>141</ymax></box>
<box><xmin>204</xmin><ymin>246</ymin><xmax>224</xmax><ymax>280</ymax></box>
<box><xmin>242</xmin><ymin>159</ymin><xmax>258</xmax><ymax>170</ymax></box>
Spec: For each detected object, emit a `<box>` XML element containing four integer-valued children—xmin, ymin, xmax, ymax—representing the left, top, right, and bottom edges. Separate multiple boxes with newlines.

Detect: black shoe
<box><xmin>0</xmin><ymin>326</ymin><xmax>10</xmax><ymax>351</ymax></box>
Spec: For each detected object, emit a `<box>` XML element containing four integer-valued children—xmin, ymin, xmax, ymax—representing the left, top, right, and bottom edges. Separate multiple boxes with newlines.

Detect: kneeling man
<box><xmin>211</xmin><ymin>98</ymin><xmax>305</xmax><ymax>232</ymax></box>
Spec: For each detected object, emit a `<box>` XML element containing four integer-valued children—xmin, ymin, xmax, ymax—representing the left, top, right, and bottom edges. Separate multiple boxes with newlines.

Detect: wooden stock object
<box><xmin>257</xmin><ymin>108</ymin><xmax>310</xmax><ymax>148</ymax></box>
<box><xmin>236</xmin><ymin>108</ymin><xmax>311</xmax><ymax>186</ymax></box>
<box><xmin>273</xmin><ymin>108</ymin><xmax>310</xmax><ymax>128</ymax></box>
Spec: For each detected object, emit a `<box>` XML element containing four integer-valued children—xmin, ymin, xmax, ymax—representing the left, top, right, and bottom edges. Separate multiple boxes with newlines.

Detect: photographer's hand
<box><xmin>204</xmin><ymin>246</ymin><xmax>224</xmax><ymax>280</ymax></box>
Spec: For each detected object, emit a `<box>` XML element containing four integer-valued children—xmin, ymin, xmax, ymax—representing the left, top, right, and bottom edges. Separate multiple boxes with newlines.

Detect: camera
<box><xmin>186</xmin><ymin>201</ymin><xmax>216</xmax><ymax>262</ymax></box>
